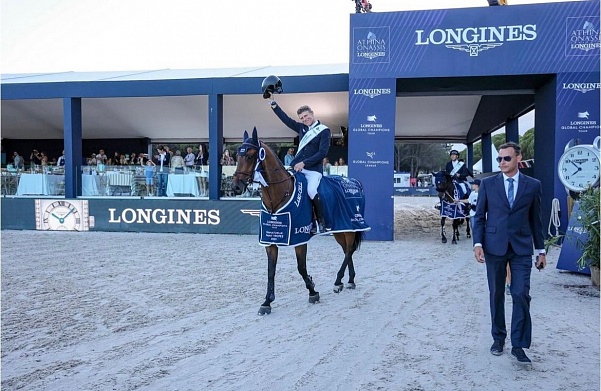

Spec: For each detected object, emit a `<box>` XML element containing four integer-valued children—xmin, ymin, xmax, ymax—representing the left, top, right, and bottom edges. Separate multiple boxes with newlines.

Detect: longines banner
<box><xmin>1</xmin><ymin>198</ymin><xmax>262</xmax><ymax>234</ymax></box>
<box><xmin>348</xmin><ymin>78</ymin><xmax>396</xmax><ymax>241</ymax></box>
<box><xmin>350</xmin><ymin>1</ymin><xmax>599</xmax><ymax>78</ymax></box>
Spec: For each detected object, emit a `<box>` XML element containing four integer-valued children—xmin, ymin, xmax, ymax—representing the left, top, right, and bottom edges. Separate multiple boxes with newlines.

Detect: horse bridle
<box><xmin>234</xmin><ymin>140</ymin><xmax>293</xmax><ymax>212</ymax></box>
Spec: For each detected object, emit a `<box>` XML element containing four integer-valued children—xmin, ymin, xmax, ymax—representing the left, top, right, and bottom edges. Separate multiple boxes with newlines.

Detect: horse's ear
<box><xmin>243</xmin><ymin>130</ymin><xmax>249</xmax><ymax>141</ymax></box>
<box><xmin>252</xmin><ymin>127</ymin><xmax>258</xmax><ymax>143</ymax></box>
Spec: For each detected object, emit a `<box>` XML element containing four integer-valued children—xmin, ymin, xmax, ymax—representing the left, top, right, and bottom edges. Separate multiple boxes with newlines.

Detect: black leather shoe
<box><xmin>511</xmin><ymin>348</ymin><xmax>532</xmax><ymax>365</ymax></box>
<box><xmin>490</xmin><ymin>340</ymin><xmax>504</xmax><ymax>356</ymax></box>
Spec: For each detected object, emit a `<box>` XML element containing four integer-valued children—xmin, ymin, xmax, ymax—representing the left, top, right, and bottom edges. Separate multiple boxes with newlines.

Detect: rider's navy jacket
<box><xmin>272</xmin><ymin>104</ymin><xmax>330</xmax><ymax>174</ymax></box>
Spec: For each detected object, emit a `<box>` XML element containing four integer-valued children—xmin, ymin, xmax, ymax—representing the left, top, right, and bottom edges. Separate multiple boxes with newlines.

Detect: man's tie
<box><xmin>507</xmin><ymin>178</ymin><xmax>514</xmax><ymax>208</ymax></box>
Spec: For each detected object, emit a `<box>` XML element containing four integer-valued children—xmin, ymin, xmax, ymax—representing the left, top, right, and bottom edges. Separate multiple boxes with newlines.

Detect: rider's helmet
<box><xmin>261</xmin><ymin>75</ymin><xmax>283</xmax><ymax>99</ymax></box>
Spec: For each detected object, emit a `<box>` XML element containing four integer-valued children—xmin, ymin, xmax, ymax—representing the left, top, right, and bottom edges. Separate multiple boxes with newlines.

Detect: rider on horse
<box><xmin>267</xmin><ymin>97</ymin><xmax>331</xmax><ymax>235</ymax></box>
<box><xmin>446</xmin><ymin>149</ymin><xmax>473</xmax><ymax>195</ymax></box>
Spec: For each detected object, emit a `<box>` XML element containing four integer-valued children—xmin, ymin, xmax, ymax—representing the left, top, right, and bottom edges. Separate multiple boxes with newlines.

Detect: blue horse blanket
<box><xmin>259</xmin><ymin>174</ymin><xmax>370</xmax><ymax>247</ymax></box>
<box><xmin>440</xmin><ymin>180</ymin><xmax>471</xmax><ymax>220</ymax></box>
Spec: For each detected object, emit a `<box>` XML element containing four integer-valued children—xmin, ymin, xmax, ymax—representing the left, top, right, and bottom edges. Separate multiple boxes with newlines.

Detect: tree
<box><xmin>519</xmin><ymin>128</ymin><xmax>535</xmax><ymax>160</ymax></box>
<box><xmin>395</xmin><ymin>142</ymin><xmax>449</xmax><ymax>177</ymax></box>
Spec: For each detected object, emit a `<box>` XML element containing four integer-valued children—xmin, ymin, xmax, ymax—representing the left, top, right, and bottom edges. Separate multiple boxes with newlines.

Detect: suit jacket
<box><xmin>272</xmin><ymin>105</ymin><xmax>330</xmax><ymax>173</ymax></box>
<box><xmin>445</xmin><ymin>161</ymin><xmax>472</xmax><ymax>180</ymax></box>
<box><xmin>472</xmin><ymin>172</ymin><xmax>544</xmax><ymax>257</ymax></box>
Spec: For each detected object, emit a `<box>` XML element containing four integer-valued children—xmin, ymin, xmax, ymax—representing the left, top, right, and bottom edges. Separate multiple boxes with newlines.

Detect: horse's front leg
<box><xmin>441</xmin><ymin>217</ymin><xmax>447</xmax><ymax>243</ymax></box>
<box><xmin>452</xmin><ymin>220</ymin><xmax>459</xmax><ymax>244</ymax></box>
<box><xmin>295</xmin><ymin>244</ymin><xmax>320</xmax><ymax>304</ymax></box>
<box><xmin>466</xmin><ymin>217</ymin><xmax>472</xmax><ymax>238</ymax></box>
<box><xmin>259</xmin><ymin>245</ymin><xmax>278</xmax><ymax>315</ymax></box>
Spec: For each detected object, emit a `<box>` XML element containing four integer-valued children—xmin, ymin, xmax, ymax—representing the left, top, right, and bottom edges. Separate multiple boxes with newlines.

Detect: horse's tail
<box><xmin>353</xmin><ymin>231</ymin><xmax>364</xmax><ymax>252</ymax></box>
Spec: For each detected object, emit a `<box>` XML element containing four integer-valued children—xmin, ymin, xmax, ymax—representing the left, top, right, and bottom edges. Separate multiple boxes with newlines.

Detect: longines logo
<box><xmin>563</xmin><ymin>82</ymin><xmax>601</xmax><ymax>93</ymax></box>
<box><xmin>108</xmin><ymin>208</ymin><xmax>220</xmax><ymax>225</ymax></box>
<box><xmin>352</xmin><ymin>88</ymin><xmax>392</xmax><ymax>98</ymax></box>
<box><xmin>353</xmin><ymin>26</ymin><xmax>390</xmax><ymax>64</ymax></box>
<box><xmin>415</xmin><ymin>24</ymin><xmax>537</xmax><ymax>56</ymax></box>
<box><xmin>566</xmin><ymin>17</ymin><xmax>600</xmax><ymax>56</ymax></box>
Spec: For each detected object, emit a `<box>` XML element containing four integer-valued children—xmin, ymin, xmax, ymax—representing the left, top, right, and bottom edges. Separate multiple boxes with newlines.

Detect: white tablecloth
<box><xmin>167</xmin><ymin>173</ymin><xmax>201</xmax><ymax>197</ymax></box>
<box><xmin>16</xmin><ymin>174</ymin><xmax>64</xmax><ymax>195</ymax></box>
<box><xmin>16</xmin><ymin>174</ymin><xmax>102</xmax><ymax>196</ymax></box>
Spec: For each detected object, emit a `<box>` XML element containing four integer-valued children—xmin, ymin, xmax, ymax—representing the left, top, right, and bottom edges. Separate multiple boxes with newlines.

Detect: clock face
<box><xmin>558</xmin><ymin>146</ymin><xmax>600</xmax><ymax>192</ymax></box>
<box><xmin>35</xmin><ymin>200</ymin><xmax>89</xmax><ymax>231</ymax></box>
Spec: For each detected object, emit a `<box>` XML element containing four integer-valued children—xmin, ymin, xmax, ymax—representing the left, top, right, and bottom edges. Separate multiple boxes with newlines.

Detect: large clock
<box><xmin>35</xmin><ymin>199</ymin><xmax>90</xmax><ymax>231</ymax></box>
<box><xmin>557</xmin><ymin>136</ymin><xmax>600</xmax><ymax>195</ymax></box>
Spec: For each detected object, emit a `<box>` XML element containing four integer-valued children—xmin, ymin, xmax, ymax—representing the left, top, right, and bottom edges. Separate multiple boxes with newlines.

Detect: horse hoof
<box><xmin>333</xmin><ymin>284</ymin><xmax>344</xmax><ymax>293</ymax></box>
<box><xmin>452</xmin><ymin>240</ymin><xmax>457</xmax><ymax>244</ymax></box>
<box><xmin>467</xmin><ymin>234</ymin><xmax>472</xmax><ymax>238</ymax></box>
<box><xmin>309</xmin><ymin>292</ymin><xmax>320</xmax><ymax>304</ymax></box>
<box><xmin>258</xmin><ymin>306</ymin><xmax>271</xmax><ymax>315</ymax></box>
<box><xmin>442</xmin><ymin>238</ymin><xmax>447</xmax><ymax>244</ymax></box>
<box><xmin>347</xmin><ymin>283</ymin><xmax>356</xmax><ymax>290</ymax></box>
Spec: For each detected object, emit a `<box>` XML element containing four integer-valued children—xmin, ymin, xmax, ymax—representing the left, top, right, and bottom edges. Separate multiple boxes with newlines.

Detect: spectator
<box><xmin>30</xmin><ymin>149</ymin><xmax>42</xmax><ymax>167</ymax></box>
<box><xmin>145</xmin><ymin>159</ymin><xmax>156</xmax><ymax>196</ymax></box>
<box><xmin>57</xmin><ymin>150</ymin><xmax>65</xmax><ymax>167</ymax></box>
<box><xmin>195</xmin><ymin>144</ymin><xmax>209</xmax><ymax>196</ymax></box>
<box><xmin>284</xmin><ymin>148</ymin><xmax>295</xmax><ymax>167</ymax></box>
<box><xmin>13</xmin><ymin>152</ymin><xmax>24</xmax><ymax>170</ymax></box>
<box><xmin>220</xmin><ymin>149</ymin><xmax>235</xmax><ymax>166</ymax></box>
<box><xmin>184</xmin><ymin>147</ymin><xmax>195</xmax><ymax>169</ymax></box>
<box><xmin>171</xmin><ymin>150</ymin><xmax>185</xmax><ymax>173</ymax></box>
<box><xmin>153</xmin><ymin>146</ymin><xmax>170</xmax><ymax>197</ymax></box>
<box><xmin>338</xmin><ymin>157</ymin><xmax>346</xmax><ymax>166</ymax></box>
<box><xmin>195</xmin><ymin>144</ymin><xmax>208</xmax><ymax>167</ymax></box>
<box><xmin>96</xmin><ymin>149</ymin><xmax>108</xmax><ymax>165</ymax></box>
<box><xmin>322</xmin><ymin>157</ymin><xmax>332</xmax><ymax>176</ymax></box>
<box><xmin>129</xmin><ymin>153</ymin><xmax>137</xmax><ymax>165</ymax></box>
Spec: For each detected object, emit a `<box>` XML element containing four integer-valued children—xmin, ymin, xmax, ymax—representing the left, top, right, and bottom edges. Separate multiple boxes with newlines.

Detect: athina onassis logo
<box><xmin>415</xmin><ymin>24</ymin><xmax>537</xmax><ymax>57</ymax></box>
<box><xmin>566</xmin><ymin>18</ymin><xmax>600</xmax><ymax>55</ymax></box>
<box><xmin>354</xmin><ymin>27</ymin><xmax>390</xmax><ymax>63</ymax></box>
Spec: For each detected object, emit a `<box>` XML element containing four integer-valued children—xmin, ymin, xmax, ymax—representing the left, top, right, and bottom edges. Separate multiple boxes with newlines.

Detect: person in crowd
<box><xmin>39</xmin><ymin>152</ymin><xmax>49</xmax><ymax>167</ymax></box>
<box><xmin>13</xmin><ymin>152</ymin><xmax>24</xmax><ymax>170</ymax></box>
<box><xmin>445</xmin><ymin>150</ymin><xmax>472</xmax><ymax>181</ymax></box>
<box><xmin>57</xmin><ymin>150</ymin><xmax>65</xmax><ymax>167</ymax></box>
<box><xmin>112</xmin><ymin>151</ymin><xmax>120</xmax><ymax>164</ymax></box>
<box><xmin>30</xmin><ymin>149</ymin><xmax>42</xmax><ymax>167</ymax></box>
<box><xmin>184</xmin><ymin>147</ymin><xmax>195</xmax><ymax>169</ymax></box>
<box><xmin>96</xmin><ymin>149</ymin><xmax>108</xmax><ymax>165</ymax></box>
<box><xmin>144</xmin><ymin>158</ymin><xmax>156</xmax><ymax>196</ymax></box>
<box><xmin>171</xmin><ymin>150</ymin><xmax>185</xmax><ymax>173</ymax></box>
<box><xmin>338</xmin><ymin>157</ymin><xmax>346</xmax><ymax>166</ymax></box>
<box><xmin>88</xmin><ymin>153</ymin><xmax>97</xmax><ymax>166</ymax></box>
<box><xmin>153</xmin><ymin>145</ymin><xmax>170</xmax><ymax>197</ymax></box>
<box><xmin>128</xmin><ymin>153</ymin><xmax>137</xmax><ymax>165</ymax></box>
<box><xmin>220</xmin><ymin>149</ymin><xmax>235</xmax><ymax>166</ymax></box>
<box><xmin>284</xmin><ymin>148</ymin><xmax>295</xmax><ymax>167</ymax></box>
<box><xmin>322</xmin><ymin>157</ymin><xmax>332</xmax><ymax>176</ymax></box>
<box><xmin>165</xmin><ymin>146</ymin><xmax>173</xmax><ymax>157</ymax></box>
<box><xmin>472</xmin><ymin>141</ymin><xmax>546</xmax><ymax>367</ymax></box>
<box><xmin>195</xmin><ymin>144</ymin><xmax>209</xmax><ymax>196</ymax></box>
<box><xmin>268</xmin><ymin>96</ymin><xmax>331</xmax><ymax>234</ymax></box>
<box><xmin>467</xmin><ymin>179</ymin><xmax>480</xmax><ymax>227</ymax></box>
<box><xmin>119</xmin><ymin>154</ymin><xmax>128</xmax><ymax>166</ymax></box>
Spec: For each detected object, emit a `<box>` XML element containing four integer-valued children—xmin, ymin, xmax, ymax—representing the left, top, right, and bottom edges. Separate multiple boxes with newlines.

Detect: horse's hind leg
<box><xmin>333</xmin><ymin>233</ymin><xmax>357</xmax><ymax>293</ymax></box>
<box><xmin>259</xmin><ymin>245</ymin><xmax>278</xmax><ymax>315</ymax></box>
<box><xmin>295</xmin><ymin>244</ymin><xmax>320</xmax><ymax>304</ymax></box>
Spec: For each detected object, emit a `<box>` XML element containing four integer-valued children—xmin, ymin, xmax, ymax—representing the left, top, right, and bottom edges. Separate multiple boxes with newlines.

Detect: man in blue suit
<box><xmin>268</xmin><ymin>98</ymin><xmax>331</xmax><ymax>234</ymax></box>
<box><xmin>472</xmin><ymin>141</ymin><xmax>546</xmax><ymax>366</ymax></box>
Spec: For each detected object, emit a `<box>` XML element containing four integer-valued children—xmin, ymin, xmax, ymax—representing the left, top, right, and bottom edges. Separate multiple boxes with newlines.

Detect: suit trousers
<box><xmin>485</xmin><ymin>245</ymin><xmax>532</xmax><ymax>348</ymax></box>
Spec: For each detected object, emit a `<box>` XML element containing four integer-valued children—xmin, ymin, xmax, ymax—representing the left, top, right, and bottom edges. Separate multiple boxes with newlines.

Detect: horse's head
<box><xmin>432</xmin><ymin>170</ymin><xmax>452</xmax><ymax>193</ymax></box>
<box><xmin>231</xmin><ymin>127</ymin><xmax>261</xmax><ymax>195</ymax></box>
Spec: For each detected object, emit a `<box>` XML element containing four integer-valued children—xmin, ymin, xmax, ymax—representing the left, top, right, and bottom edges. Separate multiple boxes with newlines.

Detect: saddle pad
<box><xmin>318</xmin><ymin>175</ymin><xmax>371</xmax><ymax>234</ymax></box>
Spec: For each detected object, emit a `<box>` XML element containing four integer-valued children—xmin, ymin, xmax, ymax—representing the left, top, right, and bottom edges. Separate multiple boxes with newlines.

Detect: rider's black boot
<box><xmin>310</xmin><ymin>194</ymin><xmax>326</xmax><ymax>234</ymax></box>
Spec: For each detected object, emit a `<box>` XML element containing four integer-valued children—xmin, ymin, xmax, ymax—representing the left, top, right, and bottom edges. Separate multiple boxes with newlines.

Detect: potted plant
<box><xmin>574</xmin><ymin>186</ymin><xmax>600</xmax><ymax>287</ymax></box>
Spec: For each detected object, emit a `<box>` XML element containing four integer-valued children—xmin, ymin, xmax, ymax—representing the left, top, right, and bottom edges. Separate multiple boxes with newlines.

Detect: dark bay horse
<box><xmin>433</xmin><ymin>171</ymin><xmax>471</xmax><ymax>244</ymax></box>
<box><xmin>231</xmin><ymin>128</ymin><xmax>364</xmax><ymax>315</ymax></box>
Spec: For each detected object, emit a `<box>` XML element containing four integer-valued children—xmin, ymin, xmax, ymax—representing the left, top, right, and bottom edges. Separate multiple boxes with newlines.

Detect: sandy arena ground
<box><xmin>2</xmin><ymin>196</ymin><xmax>599</xmax><ymax>391</ymax></box>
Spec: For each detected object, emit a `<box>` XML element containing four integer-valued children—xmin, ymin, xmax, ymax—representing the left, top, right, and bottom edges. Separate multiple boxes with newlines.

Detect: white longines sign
<box><xmin>415</xmin><ymin>24</ymin><xmax>537</xmax><ymax>56</ymax></box>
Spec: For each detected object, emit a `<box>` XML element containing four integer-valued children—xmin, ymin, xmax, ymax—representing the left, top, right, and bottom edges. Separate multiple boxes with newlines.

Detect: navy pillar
<box><xmin>63</xmin><ymin>98</ymin><xmax>82</xmax><ymax>198</ymax></box>
<box><xmin>466</xmin><ymin>143</ymin><xmax>474</xmax><ymax>174</ymax></box>
<box><xmin>506</xmin><ymin>117</ymin><xmax>519</xmax><ymax>143</ymax></box>
<box><xmin>208</xmin><ymin>94</ymin><xmax>223</xmax><ymax>200</ymax></box>
<box><xmin>481</xmin><ymin>133</ymin><xmax>492</xmax><ymax>173</ymax></box>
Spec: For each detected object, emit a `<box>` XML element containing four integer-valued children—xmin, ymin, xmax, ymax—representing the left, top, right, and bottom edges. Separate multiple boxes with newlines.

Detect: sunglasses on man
<box><xmin>496</xmin><ymin>156</ymin><xmax>513</xmax><ymax>162</ymax></box>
